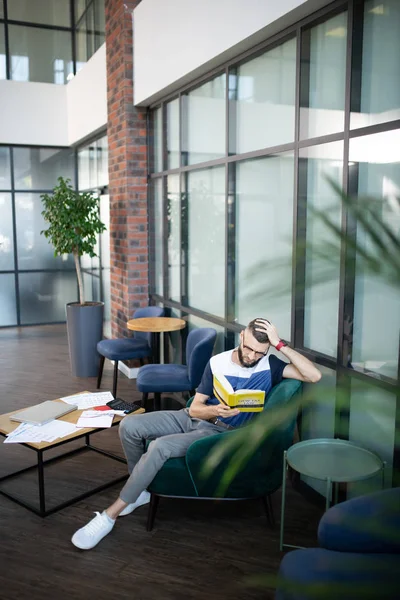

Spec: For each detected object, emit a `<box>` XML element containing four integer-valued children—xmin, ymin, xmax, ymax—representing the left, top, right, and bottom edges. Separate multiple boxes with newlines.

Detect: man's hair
<box><xmin>247</xmin><ymin>318</ymin><xmax>270</xmax><ymax>344</ymax></box>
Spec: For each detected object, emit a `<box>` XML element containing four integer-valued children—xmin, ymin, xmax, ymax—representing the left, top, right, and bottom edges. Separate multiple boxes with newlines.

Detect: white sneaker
<box><xmin>119</xmin><ymin>490</ymin><xmax>151</xmax><ymax>517</ymax></box>
<box><xmin>71</xmin><ymin>511</ymin><xmax>115</xmax><ymax>550</ymax></box>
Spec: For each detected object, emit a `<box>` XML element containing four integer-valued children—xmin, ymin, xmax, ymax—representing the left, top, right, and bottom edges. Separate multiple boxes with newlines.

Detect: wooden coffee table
<box><xmin>0</xmin><ymin>395</ymin><xmax>144</xmax><ymax>517</ymax></box>
<box><xmin>127</xmin><ymin>316</ymin><xmax>186</xmax><ymax>363</ymax></box>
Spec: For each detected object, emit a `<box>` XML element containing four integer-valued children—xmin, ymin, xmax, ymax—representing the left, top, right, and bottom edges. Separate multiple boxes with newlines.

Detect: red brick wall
<box><xmin>105</xmin><ymin>0</ymin><xmax>148</xmax><ymax>339</ymax></box>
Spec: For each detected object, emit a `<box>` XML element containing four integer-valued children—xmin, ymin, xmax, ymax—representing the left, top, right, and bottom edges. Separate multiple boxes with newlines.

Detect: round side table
<box><xmin>127</xmin><ymin>316</ymin><xmax>186</xmax><ymax>364</ymax></box>
<box><xmin>279</xmin><ymin>438</ymin><xmax>385</xmax><ymax>551</ymax></box>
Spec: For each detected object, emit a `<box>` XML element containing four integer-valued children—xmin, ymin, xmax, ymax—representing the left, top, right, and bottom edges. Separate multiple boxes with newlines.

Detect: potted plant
<box><xmin>41</xmin><ymin>177</ymin><xmax>106</xmax><ymax>377</ymax></box>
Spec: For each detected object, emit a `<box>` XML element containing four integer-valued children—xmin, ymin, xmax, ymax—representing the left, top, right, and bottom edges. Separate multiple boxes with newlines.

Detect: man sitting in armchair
<box><xmin>71</xmin><ymin>318</ymin><xmax>321</xmax><ymax>550</ymax></box>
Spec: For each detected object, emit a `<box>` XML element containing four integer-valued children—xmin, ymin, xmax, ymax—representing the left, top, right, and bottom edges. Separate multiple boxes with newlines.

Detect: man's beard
<box><xmin>237</xmin><ymin>345</ymin><xmax>263</xmax><ymax>368</ymax></box>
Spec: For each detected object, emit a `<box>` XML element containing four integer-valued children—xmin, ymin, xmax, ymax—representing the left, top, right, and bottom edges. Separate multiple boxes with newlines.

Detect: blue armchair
<box><xmin>97</xmin><ymin>306</ymin><xmax>164</xmax><ymax>398</ymax></box>
<box><xmin>275</xmin><ymin>487</ymin><xmax>400</xmax><ymax>600</ymax></box>
<box><xmin>137</xmin><ymin>327</ymin><xmax>217</xmax><ymax>410</ymax></box>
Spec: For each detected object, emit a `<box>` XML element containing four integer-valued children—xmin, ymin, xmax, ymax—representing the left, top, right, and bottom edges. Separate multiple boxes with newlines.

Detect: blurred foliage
<box><xmin>202</xmin><ymin>180</ymin><xmax>399</xmax><ymax>598</ymax></box>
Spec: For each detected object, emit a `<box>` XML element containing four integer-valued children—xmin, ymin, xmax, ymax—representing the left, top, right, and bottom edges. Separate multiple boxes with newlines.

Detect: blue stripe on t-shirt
<box><xmin>197</xmin><ymin>351</ymin><xmax>287</xmax><ymax>428</ymax></box>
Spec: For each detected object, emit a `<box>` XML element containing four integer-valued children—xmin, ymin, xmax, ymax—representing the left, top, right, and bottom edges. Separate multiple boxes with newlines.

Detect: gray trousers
<box><xmin>118</xmin><ymin>408</ymin><xmax>223</xmax><ymax>504</ymax></box>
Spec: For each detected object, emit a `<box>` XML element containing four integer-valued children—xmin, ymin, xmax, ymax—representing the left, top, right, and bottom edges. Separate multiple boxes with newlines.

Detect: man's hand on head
<box><xmin>254</xmin><ymin>318</ymin><xmax>280</xmax><ymax>348</ymax></box>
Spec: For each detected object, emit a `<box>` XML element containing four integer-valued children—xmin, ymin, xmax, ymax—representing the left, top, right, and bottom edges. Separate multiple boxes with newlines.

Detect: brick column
<box><xmin>105</xmin><ymin>0</ymin><xmax>148</xmax><ymax>339</ymax></box>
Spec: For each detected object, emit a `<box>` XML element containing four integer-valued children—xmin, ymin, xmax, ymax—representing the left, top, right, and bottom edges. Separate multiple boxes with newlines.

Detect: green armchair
<box><xmin>146</xmin><ymin>378</ymin><xmax>302</xmax><ymax>530</ymax></box>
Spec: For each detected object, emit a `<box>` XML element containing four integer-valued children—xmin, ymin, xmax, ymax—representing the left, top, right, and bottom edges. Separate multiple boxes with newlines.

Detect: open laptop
<box><xmin>10</xmin><ymin>401</ymin><xmax>78</xmax><ymax>426</ymax></box>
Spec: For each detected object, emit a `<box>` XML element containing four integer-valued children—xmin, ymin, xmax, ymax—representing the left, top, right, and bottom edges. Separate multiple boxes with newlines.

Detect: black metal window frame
<box><xmin>146</xmin><ymin>0</ymin><xmax>400</xmax><ymax>470</ymax></box>
<box><xmin>0</xmin><ymin>0</ymin><xmax>104</xmax><ymax>80</ymax></box>
<box><xmin>0</xmin><ymin>142</ymin><xmax>78</xmax><ymax>327</ymax></box>
<box><xmin>0</xmin><ymin>129</ymin><xmax>108</xmax><ymax>327</ymax></box>
<box><xmin>75</xmin><ymin>129</ymin><xmax>109</xmax><ymax>308</ymax></box>
<box><xmin>74</xmin><ymin>0</ymin><xmax>105</xmax><ymax>66</ymax></box>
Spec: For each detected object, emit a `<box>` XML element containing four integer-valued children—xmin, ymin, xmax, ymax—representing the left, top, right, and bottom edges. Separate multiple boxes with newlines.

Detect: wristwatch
<box><xmin>275</xmin><ymin>340</ymin><xmax>287</xmax><ymax>351</ymax></box>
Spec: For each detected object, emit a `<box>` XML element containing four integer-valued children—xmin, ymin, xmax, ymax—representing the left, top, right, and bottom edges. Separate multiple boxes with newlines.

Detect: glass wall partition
<box><xmin>234</xmin><ymin>153</ymin><xmax>294</xmax><ymax>339</ymax></box>
<box><xmin>0</xmin><ymin>145</ymin><xmax>77</xmax><ymax>326</ymax></box>
<box><xmin>350</xmin><ymin>130</ymin><xmax>400</xmax><ymax>380</ymax></box>
<box><xmin>0</xmin><ymin>133</ymin><xmax>110</xmax><ymax>329</ymax></box>
<box><xmin>0</xmin><ymin>0</ymin><xmax>105</xmax><ymax>83</ymax></box>
<box><xmin>148</xmin><ymin>0</ymin><xmax>400</xmax><ymax>494</ymax></box>
<box><xmin>77</xmin><ymin>133</ymin><xmax>110</xmax><ymax>335</ymax></box>
<box><xmin>301</xmin><ymin>141</ymin><xmax>343</xmax><ymax>357</ymax></box>
<box><xmin>229</xmin><ymin>37</ymin><xmax>296</xmax><ymax>154</ymax></box>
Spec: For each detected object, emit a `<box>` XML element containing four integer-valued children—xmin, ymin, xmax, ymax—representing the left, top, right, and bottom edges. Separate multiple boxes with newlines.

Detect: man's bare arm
<box><xmin>255</xmin><ymin>319</ymin><xmax>321</xmax><ymax>384</ymax></box>
<box><xmin>189</xmin><ymin>392</ymin><xmax>240</xmax><ymax>420</ymax></box>
<box><xmin>280</xmin><ymin>346</ymin><xmax>321</xmax><ymax>383</ymax></box>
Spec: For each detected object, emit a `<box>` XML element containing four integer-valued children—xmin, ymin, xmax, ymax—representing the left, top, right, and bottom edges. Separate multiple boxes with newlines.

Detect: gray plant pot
<box><xmin>66</xmin><ymin>302</ymin><xmax>104</xmax><ymax>377</ymax></box>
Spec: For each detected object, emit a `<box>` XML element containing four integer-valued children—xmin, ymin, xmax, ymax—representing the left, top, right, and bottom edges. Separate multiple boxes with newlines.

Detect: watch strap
<box><xmin>275</xmin><ymin>340</ymin><xmax>287</xmax><ymax>351</ymax></box>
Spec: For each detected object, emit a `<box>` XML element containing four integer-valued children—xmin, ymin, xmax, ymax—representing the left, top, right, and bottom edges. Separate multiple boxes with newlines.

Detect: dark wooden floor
<box><xmin>0</xmin><ymin>325</ymin><xmax>323</xmax><ymax>600</ymax></box>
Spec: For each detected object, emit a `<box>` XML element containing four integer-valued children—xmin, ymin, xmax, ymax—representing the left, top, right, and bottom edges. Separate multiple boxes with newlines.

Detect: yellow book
<box><xmin>212</xmin><ymin>373</ymin><xmax>265</xmax><ymax>412</ymax></box>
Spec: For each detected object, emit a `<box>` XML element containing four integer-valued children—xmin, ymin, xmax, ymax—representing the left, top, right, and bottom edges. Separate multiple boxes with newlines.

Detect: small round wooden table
<box><xmin>126</xmin><ymin>316</ymin><xmax>186</xmax><ymax>363</ymax></box>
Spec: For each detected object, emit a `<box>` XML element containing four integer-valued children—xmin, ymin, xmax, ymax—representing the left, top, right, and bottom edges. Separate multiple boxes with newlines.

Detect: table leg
<box><xmin>152</xmin><ymin>332</ymin><xmax>160</xmax><ymax>364</ymax></box>
<box><xmin>381</xmin><ymin>461</ymin><xmax>386</xmax><ymax>490</ymax></box>
<box><xmin>333</xmin><ymin>481</ymin><xmax>339</xmax><ymax>505</ymax></box>
<box><xmin>37</xmin><ymin>450</ymin><xmax>46</xmax><ymax>517</ymax></box>
<box><xmin>279</xmin><ymin>451</ymin><xmax>288</xmax><ymax>551</ymax></box>
<box><xmin>325</xmin><ymin>477</ymin><xmax>332</xmax><ymax>512</ymax></box>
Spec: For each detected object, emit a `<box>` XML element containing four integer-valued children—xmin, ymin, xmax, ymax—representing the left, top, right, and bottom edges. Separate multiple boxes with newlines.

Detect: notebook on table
<box><xmin>10</xmin><ymin>401</ymin><xmax>78</xmax><ymax>426</ymax></box>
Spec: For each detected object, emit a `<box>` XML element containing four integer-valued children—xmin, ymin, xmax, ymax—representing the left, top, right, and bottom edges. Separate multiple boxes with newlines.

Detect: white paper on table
<box><xmin>4</xmin><ymin>420</ymin><xmax>77</xmax><ymax>444</ymax></box>
<box><xmin>6</xmin><ymin>422</ymin><xmax>34</xmax><ymax>436</ymax></box>
<box><xmin>60</xmin><ymin>391</ymin><xmax>114</xmax><ymax>410</ymax></box>
<box><xmin>76</xmin><ymin>414</ymin><xmax>113</xmax><ymax>428</ymax></box>
<box><xmin>78</xmin><ymin>410</ymin><xmax>124</xmax><ymax>418</ymax></box>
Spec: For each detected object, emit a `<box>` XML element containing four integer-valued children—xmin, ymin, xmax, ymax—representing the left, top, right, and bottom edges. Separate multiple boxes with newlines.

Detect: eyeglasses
<box><xmin>241</xmin><ymin>335</ymin><xmax>268</xmax><ymax>358</ymax></box>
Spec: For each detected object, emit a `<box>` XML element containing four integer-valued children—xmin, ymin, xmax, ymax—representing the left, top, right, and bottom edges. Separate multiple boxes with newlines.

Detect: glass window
<box><xmin>301</xmin><ymin>142</ymin><xmax>343</xmax><ymax>357</ymax></box>
<box><xmin>0</xmin><ymin>2</ymin><xmax>3</xmax><ymax>19</ymax></box>
<box><xmin>78</xmin><ymin>137</ymin><xmax>108</xmax><ymax>190</ymax></box>
<box><xmin>102</xmin><ymin>265</ymin><xmax>111</xmax><ymax>337</ymax></box>
<box><xmin>348</xmin><ymin>379</ymin><xmax>396</xmax><ymax>493</ymax></box>
<box><xmin>152</xmin><ymin>178</ymin><xmax>163</xmax><ymax>295</ymax></box>
<box><xmin>97</xmin><ymin>136</ymin><xmax>108</xmax><ymax>188</ymax></box>
<box><xmin>78</xmin><ymin>145</ymin><xmax>90</xmax><ymax>190</ymax></box>
<box><xmin>99</xmin><ymin>193</ymin><xmax>110</xmax><ymax>269</ymax></box>
<box><xmin>164</xmin><ymin>307</ymin><xmax>183</xmax><ymax>365</ymax></box>
<box><xmin>229</xmin><ymin>38</ymin><xmax>296</xmax><ymax>155</ymax></box>
<box><xmin>351</xmin><ymin>0</ymin><xmax>400</xmax><ymax>129</ymax></box>
<box><xmin>167</xmin><ymin>98</ymin><xmax>180</xmax><ymax>169</ymax></box>
<box><xmin>19</xmin><ymin>271</ymin><xmax>77</xmax><ymax>325</ymax></box>
<box><xmin>8</xmin><ymin>0</ymin><xmax>71</xmax><ymax>27</ymax></box>
<box><xmin>88</xmin><ymin>143</ymin><xmax>98</xmax><ymax>189</ymax></box>
<box><xmin>0</xmin><ymin>147</ymin><xmax>11</xmax><ymax>189</ymax></box>
<box><xmin>300</xmin><ymin>12</ymin><xmax>347</xmax><ymax>139</ymax></box>
<box><xmin>75</xmin><ymin>0</ymin><xmax>86</xmax><ymax>24</ymax></box>
<box><xmin>187</xmin><ymin>314</ymin><xmax>226</xmax><ymax>355</ymax></box>
<box><xmin>13</xmin><ymin>147</ymin><xmax>75</xmax><ymax>191</ymax></box>
<box><xmin>94</xmin><ymin>0</ymin><xmax>105</xmax><ymax>50</ymax></box>
<box><xmin>187</xmin><ymin>166</ymin><xmax>225</xmax><ymax>317</ymax></box>
<box><xmin>15</xmin><ymin>193</ymin><xmax>75</xmax><ymax>270</ymax></box>
<box><xmin>0</xmin><ymin>193</ymin><xmax>14</xmax><ymax>271</ymax></box>
<box><xmin>99</xmin><ymin>191</ymin><xmax>110</xmax><ymax>336</ymax></box>
<box><xmin>0</xmin><ymin>24</ymin><xmax>6</xmax><ymax>80</ymax></box>
<box><xmin>167</xmin><ymin>175</ymin><xmax>180</xmax><ymax>302</ymax></box>
<box><xmin>0</xmin><ymin>274</ymin><xmax>17</xmax><ymax>326</ymax></box>
<box><xmin>151</xmin><ymin>107</ymin><xmax>163</xmax><ymax>173</ymax></box>
<box><xmin>82</xmin><ymin>271</ymin><xmax>94</xmax><ymax>302</ymax></box>
<box><xmin>76</xmin><ymin>19</ymin><xmax>88</xmax><ymax>71</ymax></box>
<box><xmin>235</xmin><ymin>153</ymin><xmax>294</xmax><ymax>340</ymax></box>
<box><xmin>182</xmin><ymin>74</ymin><xmax>226</xmax><ymax>166</ymax></box>
<box><xmin>85</xmin><ymin>2</ymin><xmax>95</xmax><ymax>61</ymax></box>
<box><xmin>350</xmin><ymin>130</ymin><xmax>400</xmax><ymax>380</ymax></box>
<box><xmin>9</xmin><ymin>25</ymin><xmax>73</xmax><ymax>84</ymax></box>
